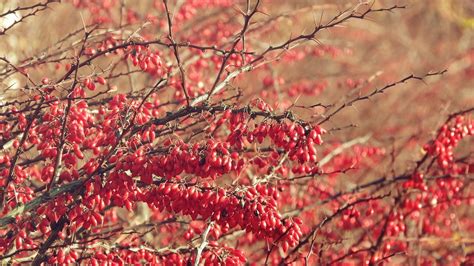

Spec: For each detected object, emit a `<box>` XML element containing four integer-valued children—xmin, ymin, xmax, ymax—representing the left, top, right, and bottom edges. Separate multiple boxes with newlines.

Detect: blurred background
<box><xmin>0</xmin><ymin>0</ymin><xmax>472</xmax><ymax>263</ymax></box>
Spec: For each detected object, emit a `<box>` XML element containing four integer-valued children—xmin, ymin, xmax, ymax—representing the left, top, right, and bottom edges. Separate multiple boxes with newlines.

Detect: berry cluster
<box><xmin>423</xmin><ymin>116</ymin><xmax>473</xmax><ymax>174</ymax></box>
<box><xmin>143</xmin><ymin>183</ymin><xmax>303</xmax><ymax>252</ymax></box>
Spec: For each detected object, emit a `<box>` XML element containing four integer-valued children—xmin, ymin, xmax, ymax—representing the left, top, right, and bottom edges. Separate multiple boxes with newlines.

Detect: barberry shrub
<box><xmin>0</xmin><ymin>0</ymin><xmax>473</xmax><ymax>265</ymax></box>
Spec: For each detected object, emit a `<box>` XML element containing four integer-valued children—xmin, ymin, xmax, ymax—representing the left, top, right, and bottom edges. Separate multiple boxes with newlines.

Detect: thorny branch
<box><xmin>0</xmin><ymin>1</ymin><xmax>472</xmax><ymax>264</ymax></box>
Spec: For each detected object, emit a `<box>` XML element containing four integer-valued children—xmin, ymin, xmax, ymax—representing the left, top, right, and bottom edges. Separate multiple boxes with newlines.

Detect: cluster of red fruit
<box><xmin>143</xmin><ymin>182</ymin><xmax>303</xmax><ymax>253</ymax></box>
